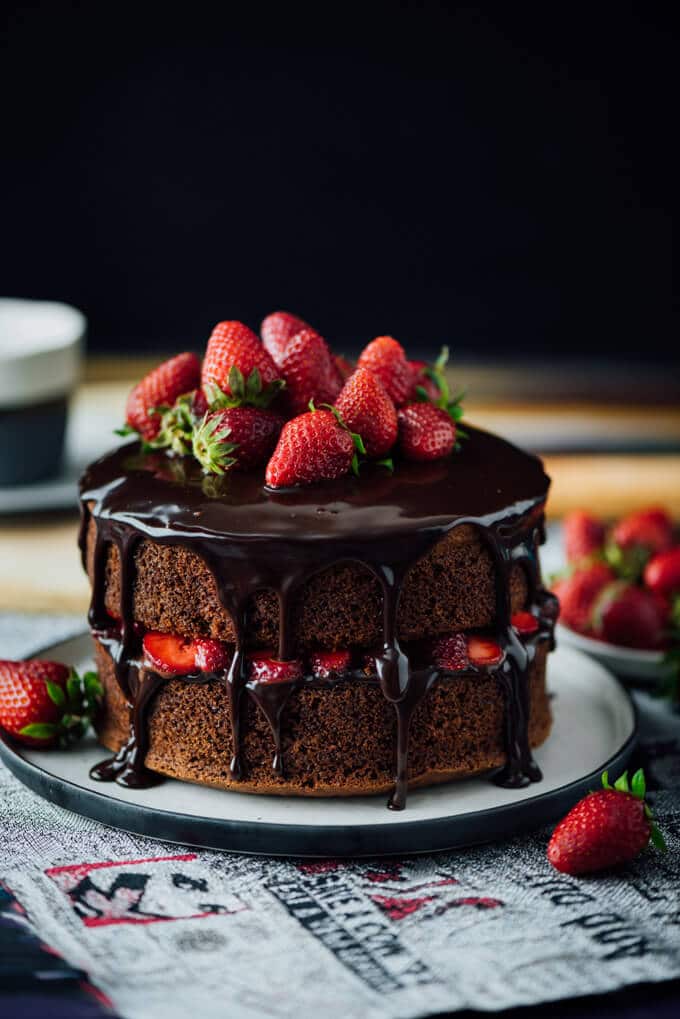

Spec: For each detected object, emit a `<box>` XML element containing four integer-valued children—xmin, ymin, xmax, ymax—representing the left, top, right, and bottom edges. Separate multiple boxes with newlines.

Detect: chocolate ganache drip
<box><xmin>78</xmin><ymin>425</ymin><xmax>555</xmax><ymax>809</ymax></box>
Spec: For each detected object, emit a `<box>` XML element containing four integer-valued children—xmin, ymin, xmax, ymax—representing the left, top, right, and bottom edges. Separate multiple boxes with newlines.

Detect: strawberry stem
<box><xmin>192</xmin><ymin>413</ymin><xmax>239</xmax><ymax>475</ymax></box>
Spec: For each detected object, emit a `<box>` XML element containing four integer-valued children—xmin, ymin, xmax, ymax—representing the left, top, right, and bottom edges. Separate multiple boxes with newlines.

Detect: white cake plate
<box><xmin>0</xmin><ymin>634</ymin><xmax>636</xmax><ymax>857</ymax></box>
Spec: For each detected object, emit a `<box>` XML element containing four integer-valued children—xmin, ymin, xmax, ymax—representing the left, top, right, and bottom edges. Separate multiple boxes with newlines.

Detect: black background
<box><xmin>2</xmin><ymin>3</ymin><xmax>677</xmax><ymax>360</ymax></box>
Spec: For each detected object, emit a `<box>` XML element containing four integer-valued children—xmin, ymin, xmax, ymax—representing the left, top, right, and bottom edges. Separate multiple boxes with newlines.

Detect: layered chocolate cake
<box><xmin>78</xmin><ymin>317</ymin><xmax>557</xmax><ymax>809</ymax></box>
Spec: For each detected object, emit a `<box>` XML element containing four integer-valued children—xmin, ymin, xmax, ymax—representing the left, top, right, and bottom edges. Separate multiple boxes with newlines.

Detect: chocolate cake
<box><xmin>79</xmin><ymin>424</ymin><xmax>557</xmax><ymax>809</ymax></box>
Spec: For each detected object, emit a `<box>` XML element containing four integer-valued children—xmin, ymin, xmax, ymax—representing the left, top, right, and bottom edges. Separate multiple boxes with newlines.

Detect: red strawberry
<box><xmin>194</xmin><ymin>639</ymin><xmax>231</xmax><ymax>672</ymax></box>
<box><xmin>511</xmin><ymin>611</ymin><xmax>540</xmax><ymax>636</ymax></box>
<box><xmin>265</xmin><ymin>408</ymin><xmax>357</xmax><ymax>488</ymax></box>
<box><xmin>310</xmin><ymin>651</ymin><xmax>351</xmax><ymax>679</ymax></box>
<box><xmin>357</xmin><ymin>336</ymin><xmax>414</xmax><ymax>406</ymax></box>
<box><xmin>431</xmin><ymin>634</ymin><xmax>468</xmax><ymax>671</ymax></box>
<box><xmin>408</xmin><ymin>360</ymin><xmax>440</xmax><ymax>402</ymax></box>
<box><xmin>563</xmin><ymin>510</ymin><xmax>605</xmax><ymax>564</ymax></box>
<box><xmin>0</xmin><ymin>660</ymin><xmax>100</xmax><ymax>747</ymax></box>
<box><xmin>261</xmin><ymin>311</ymin><xmax>312</xmax><ymax>363</ymax></box>
<box><xmin>125</xmin><ymin>352</ymin><xmax>201</xmax><ymax>441</ymax></box>
<box><xmin>644</xmin><ymin>546</ymin><xmax>680</xmax><ymax>598</ymax></box>
<box><xmin>612</xmin><ymin>507</ymin><xmax>673</xmax><ymax>554</ymax></box>
<box><xmin>335</xmin><ymin>368</ymin><xmax>397</xmax><ymax>458</ymax></box>
<box><xmin>554</xmin><ymin>562</ymin><xmax>615</xmax><ymax>634</ymax></box>
<box><xmin>143</xmin><ymin>632</ymin><xmax>197</xmax><ymax>676</ymax></box>
<box><xmin>591</xmin><ymin>581</ymin><xmax>665</xmax><ymax>649</ymax></box>
<box><xmin>279</xmin><ymin>328</ymin><xmax>342</xmax><ymax>417</ymax></box>
<box><xmin>397</xmin><ymin>403</ymin><xmax>456</xmax><ymax>462</ymax></box>
<box><xmin>193</xmin><ymin>407</ymin><xmax>284</xmax><ymax>473</ymax></box>
<box><xmin>248</xmin><ymin>655</ymin><xmax>303</xmax><ymax>684</ymax></box>
<box><xmin>467</xmin><ymin>637</ymin><xmax>504</xmax><ymax>667</ymax></box>
<box><xmin>202</xmin><ymin>321</ymin><xmax>282</xmax><ymax>407</ymax></box>
<box><xmin>547</xmin><ymin>769</ymin><xmax>665</xmax><ymax>875</ymax></box>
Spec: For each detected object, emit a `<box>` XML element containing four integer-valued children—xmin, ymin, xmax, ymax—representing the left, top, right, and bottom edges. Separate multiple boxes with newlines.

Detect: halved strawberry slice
<box><xmin>143</xmin><ymin>632</ymin><xmax>197</xmax><ymax>676</ymax></box>
<box><xmin>248</xmin><ymin>655</ymin><xmax>303</xmax><ymax>684</ymax></box>
<box><xmin>194</xmin><ymin>639</ymin><xmax>231</xmax><ymax>672</ymax></box>
<box><xmin>511</xmin><ymin>612</ymin><xmax>540</xmax><ymax>637</ymax></box>
<box><xmin>431</xmin><ymin>633</ymin><xmax>468</xmax><ymax>671</ymax></box>
<box><xmin>467</xmin><ymin>636</ymin><xmax>504</xmax><ymax>667</ymax></box>
<box><xmin>310</xmin><ymin>651</ymin><xmax>351</xmax><ymax>679</ymax></box>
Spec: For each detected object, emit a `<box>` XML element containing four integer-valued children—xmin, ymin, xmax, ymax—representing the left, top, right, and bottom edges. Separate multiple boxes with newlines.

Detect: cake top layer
<box><xmin>80</xmin><ymin>424</ymin><xmax>549</xmax><ymax>545</ymax></box>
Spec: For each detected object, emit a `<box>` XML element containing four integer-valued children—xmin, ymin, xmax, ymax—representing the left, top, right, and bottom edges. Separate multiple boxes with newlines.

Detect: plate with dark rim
<box><xmin>0</xmin><ymin>634</ymin><xmax>636</xmax><ymax>857</ymax></box>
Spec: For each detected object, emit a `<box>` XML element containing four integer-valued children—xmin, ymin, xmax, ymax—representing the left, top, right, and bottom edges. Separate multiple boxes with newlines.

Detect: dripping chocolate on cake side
<box><xmin>79</xmin><ymin>424</ymin><xmax>556</xmax><ymax>809</ymax></box>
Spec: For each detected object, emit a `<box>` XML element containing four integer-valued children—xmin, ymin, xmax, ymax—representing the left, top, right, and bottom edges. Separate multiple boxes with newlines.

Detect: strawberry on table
<box><xmin>0</xmin><ymin>660</ymin><xmax>101</xmax><ymax>747</ymax></box>
<box><xmin>278</xmin><ymin>328</ymin><xmax>343</xmax><ymax>417</ymax></box>
<box><xmin>397</xmin><ymin>403</ymin><xmax>457</xmax><ymax>462</ymax></box>
<box><xmin>563</xmin><ymin>510</ymin><xmax>605</xmax><ymax>564</ymax></box>
<box><xmin>192</xmin><ymin>407</ymin><xmax>284</xmax><ymax>473</ymax></box>
<box><xmin>335</xmin><ymin>367</ymin><xmax>398</xmax><ymax>458</ymax></box>
<box><xmin>202</xmin><ymin>321</ymin><xmax>283</xmax><ymax>407</ymax></box>
<box><xmin>591</xmin><ymin>580</ymin><xmax>665</xmax><ymax>649</ymax></box>
<box><xmin>612</xmin><ymin>507</ymin><xmax>674</xmax><ymax>554</ymax></box>
<box><xmin>357</xmin><ymin>336</ymin><xmax>414</xmax><ymax>406</ymax></box>
<box><xmin>261</xmin><ymin>310</ymin><xmax>312</xmax><ymax>363</ymax></box>
<box><xmin>547</xmin><ymin>769</ymin><xmax>666</xmax><ymax>875</ymax></box>
<box><xmin>124</xmin><ymin>352</ymin><xmax>201</xmax><ymax>441</ymax></box>
<box><xmin>248</xmin><ymin>656</ymin><xmax>303</xmax><ymax>684</ymax></box>
<box><xmin>552</xmin><ymin>561</ymin><xmax>615</xmax><ymax>634</ymax></box>
<box><xmin>265</xmin><ymin>407</ymin><xmax>362</xmax><ymax>488</ymax></box>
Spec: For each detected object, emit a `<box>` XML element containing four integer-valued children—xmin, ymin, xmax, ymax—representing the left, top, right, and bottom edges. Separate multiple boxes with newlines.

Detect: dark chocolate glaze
<box><xmin>78</xmin><ymin>425</ymin><xmax>554</xmax><ymax>809</ymax></box>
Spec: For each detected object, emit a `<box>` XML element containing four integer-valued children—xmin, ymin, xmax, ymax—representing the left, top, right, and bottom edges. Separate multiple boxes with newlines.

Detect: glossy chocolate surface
<box><xmin>79</xmin><ymin>425</ymin><xmax>553</xmax><ymax>809</ymax></box>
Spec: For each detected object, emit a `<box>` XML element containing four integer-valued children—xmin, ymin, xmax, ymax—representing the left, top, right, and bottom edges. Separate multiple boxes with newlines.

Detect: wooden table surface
<box><xmin>1</xmin><ymin>364</ymin><xmax>679</xmax><ymax>616</ymax></box>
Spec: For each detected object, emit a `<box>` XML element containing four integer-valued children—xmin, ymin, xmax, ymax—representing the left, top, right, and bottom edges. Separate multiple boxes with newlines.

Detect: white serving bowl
<box><xmin>556</xmin><ymin>622</ymin><xmax>666</xmax><ymax>683</ymax></box>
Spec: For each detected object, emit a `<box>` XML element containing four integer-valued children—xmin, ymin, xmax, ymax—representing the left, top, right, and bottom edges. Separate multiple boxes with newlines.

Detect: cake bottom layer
<box><xmin>93</xmin><ymin>639</ymin><xmax>552</xmax><ymax>798</ymax></box>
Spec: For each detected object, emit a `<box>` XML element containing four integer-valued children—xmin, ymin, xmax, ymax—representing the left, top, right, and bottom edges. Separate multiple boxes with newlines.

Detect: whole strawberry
<box><xmin>612</xmin><ymin>507</ymin><xmax>674</xmax><ymax>554</ymax></box>
<box><xmin>124</xmin><ymin>352</ymin><xmax>201</xmax><ymax>441</ymax></box>
<box><xmin>563</xmin><ymin>510</ymin><xmax>605</xmax><ymax>564</ymax></box>
<box><xmin>193</xmin><ymin>407</ymin><xmax>284</xmax><ymax>473</ymax></box>
<box><xmin>0</xmin><ymin>660</ymin><xmax>101</xmax><ymax>747</ymax></box>
<box><xmin>265</xmin><ymin>408</ymin><xmax>361</xmax><ymax>488</ymax></box>
<box><xmin>357</xmin><ymin>336</ymin><xmax>414</xmax><ymax>406</ymax></box>
<box><xmin>397</xmin><ymin>403</ymin><xmax>457</xmax><ymax>462</ymax></box>
<box><xmin>335</xmin><ymin>367</ymin><xmax>397</xmax><ymax>458</ymax></box>
<box><xmin>279</xmin><ymin>328</ymin><xmax>343</xmax><ymax>416</ymax></box>
<box><xmin>409</xmin><ymin>359</ymin><xmax>440</xmax><ymax>402</ymax></box>
<box><xmin>261</xmin><ymin>310</ymin><xmax>312</xmax><ymax>363</ymax></box>
<box><xmin>552</xmin><ymin>561</ymin><xmax>614</xmax><ymax>634</ymax></box>
<box><xmin>591</xmin><ymin>580</ymin><xmax>665</xmax><ymax>649</ymax></box>
<box><xmin>547</xmin><ymin>769</ymin><xmax>665</xmax><ymax>875</ymax></box>
<box><xmin>644</xmin><ymin>547</ymin><xmax>680</xmax><ymax>599</ymax></box>
<box><xmin>202</xmin><ymin>321</ymin><xmax>283</xmax><ymax>407</ymax></box>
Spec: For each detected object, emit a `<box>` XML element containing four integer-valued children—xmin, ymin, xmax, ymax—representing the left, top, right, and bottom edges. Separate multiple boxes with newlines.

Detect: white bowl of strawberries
<box><xmin>553</xmin><ymin>508</ymin><xmax>680</xmax><ymax>688</ymax></box>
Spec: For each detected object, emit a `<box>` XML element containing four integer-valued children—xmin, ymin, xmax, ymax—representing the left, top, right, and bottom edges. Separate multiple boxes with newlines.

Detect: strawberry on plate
<box><xmin>278</xmin><ymin>328</ymin><xmax>343</xmax><ymax>417</ymax></box>
<box><xmin>192</xmin><ymin>407</ymin><xmax>284</xmax><ymax>473</ymax></box>
<box><xmin>261</xmin><ymin>310</ymin><xmax>312</xmax><ymax>363</ymax></box>
<box><xmin>591</xmin><ymin>580</ymin><xmax>666</xmax><ymax>649</ymax></box>
<box><xmin>124</xmin><ymin>352</ymin><xmax>201</xmax><ymax>441</ymax></box>
<box><xmin>563</xmin><ymin>510</ymin><xmax>605</xmax><ymax>564</ymax></box>
<box><xmin>612</xmin><ymin>507</ymin><xmax>674</xmax><ymax>554</ymax></box>
<box><xmin>547</xmin><ymin>769</ymin><xmax>666</xmax><ymax>875</ymax></box>
<box><xmin>265</xmin><ymin>407</ymin><xmax>363</xmax><ymax>488</ymax></box>
<box><xmin>552</xmin><ymin>562</ymin><xmax>615</xmax><ymax>634</ymax></box>
<box><xmin>0</xmin><ymin>660</ymin><xmax>102</xmax><ymax>747</ymax></box>
<box><xmin>202</xmin><ymin>320</ymin><xmax>283</xmax><ymax>407</ymax></box>
<box><xmin>397</xmin><ymin>403</ymin><xmax>457</xmax><ymax>462</ymax></box>
<box><xmin>335</xmin><ymin>367</ymin><xmax>397</xmax><ymax>458</ymax></box>
<box><xmin>644</xmin><ymin>547</ymin><xmax>680</xmax><ymax>599</ymax></box>
<box><xmin>357</xmin><ymin>336</ymin><xmax>414</xmax><ymax>406</ymax></box>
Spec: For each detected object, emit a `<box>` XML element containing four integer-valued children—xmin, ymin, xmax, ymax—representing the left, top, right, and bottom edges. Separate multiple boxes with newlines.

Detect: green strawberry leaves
<box><xmin>206</xmin><ymin>370</ymin><xmax>285</xmax><ymax>411</ymax></box>
<box><xmin>192</xmin><ymin>413</ymin><xmax>239</xmax><ymax>475</ymax></box>
<box><xmin>19</xmin><ymin>668</ymin><xmax>103</xmax><ymax>748</ymax></box>
<box><xmin>416</xmin><ymin>345</ymin><xmax>466</xmax><ymax>427</ymax></box>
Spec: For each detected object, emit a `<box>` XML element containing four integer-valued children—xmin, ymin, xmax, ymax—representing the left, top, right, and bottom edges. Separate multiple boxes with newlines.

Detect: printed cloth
<box><xmin>0</xmin><ymin>612</ymin><xmax>679</xmax><ymax>1019</ymax></box>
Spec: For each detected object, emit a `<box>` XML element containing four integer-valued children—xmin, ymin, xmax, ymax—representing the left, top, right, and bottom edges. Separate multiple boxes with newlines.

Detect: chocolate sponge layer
<box><xmin>94</xmin><ymin>639</ymin><xmax>551</xmax><ymax>797</ymax></box>
<box><xmin>85</xmin><ymin>516</ymin><xmax>529</xmax><ymax>650</ymax></box>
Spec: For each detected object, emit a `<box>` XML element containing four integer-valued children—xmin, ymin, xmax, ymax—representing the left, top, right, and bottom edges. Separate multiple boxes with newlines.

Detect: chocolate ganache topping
<box><xmin>79</xmin><ymin>424</ymin><xmax>555</xmax><ymax>809</ymax></box>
